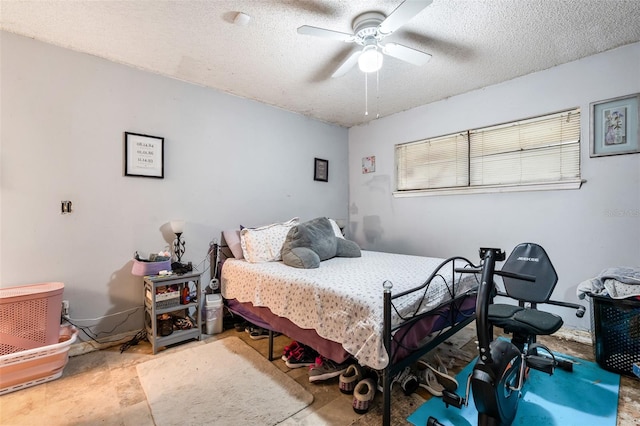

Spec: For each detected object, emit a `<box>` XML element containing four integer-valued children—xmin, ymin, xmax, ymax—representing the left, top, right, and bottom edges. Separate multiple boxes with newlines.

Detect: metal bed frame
<box><xmin>381</xmin><ymin>256</ymin><xmax>475</xmax><ymax>425</ymax></box>
<box><xmin>258</xmin><ymin>255</ymin><xmax>477</xmax><ymax>426</ymax></box>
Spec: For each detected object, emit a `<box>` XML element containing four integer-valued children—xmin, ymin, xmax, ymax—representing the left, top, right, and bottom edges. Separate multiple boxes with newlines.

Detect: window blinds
<box><xmin>469</xmin><ymin>108</ymin><xmax>580</xmax><ymax>186</ymax></box>
<box><xmin>395</xmin><ymin>108</ymin><xmax>580</xmax><ymax>192</ymax></box>
<box><xmin>396</xmin><ymin>132</ymin><xmax>469</xmax><ymax>190</ymax></box>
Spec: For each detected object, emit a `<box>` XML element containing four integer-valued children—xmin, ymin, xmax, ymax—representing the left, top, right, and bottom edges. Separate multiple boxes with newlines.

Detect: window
<box><xmin>395</xmin><ymin>108</ymin><xmax>581</xmax><ymax>195</ymax></box>
<box><xmin>396</xmin><ymin>132</ymin><xmax>469</xmax><ymax>190</ymax></box>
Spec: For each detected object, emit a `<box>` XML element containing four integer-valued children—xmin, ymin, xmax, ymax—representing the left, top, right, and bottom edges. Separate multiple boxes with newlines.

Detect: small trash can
<box><xmin>205</xmin><ymin>294</ymin><xmax>223</xmax><ymax>335</ymax></box>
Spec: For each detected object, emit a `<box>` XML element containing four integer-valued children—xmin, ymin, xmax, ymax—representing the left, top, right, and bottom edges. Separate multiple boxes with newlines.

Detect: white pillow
<box><xmin>223</xmin><ymin>229</ymin><xmax>243</xmax><ymax>259</ymax></box>
<box><xmin>328</xmin><ymin>218</ymin><xmax>345</xmax><ymax>239</ymax></box>
<box><xmin>240</xmin><ymin>217</ymin><xmax>299</xmax><ymax>263</ymax></box>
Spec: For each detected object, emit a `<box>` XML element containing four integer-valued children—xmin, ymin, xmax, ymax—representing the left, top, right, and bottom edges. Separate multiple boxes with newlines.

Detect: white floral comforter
<box><xmin>221</xmin><ymin>250</ymin><xmax>476</xmax><ymax>369</ymax></box>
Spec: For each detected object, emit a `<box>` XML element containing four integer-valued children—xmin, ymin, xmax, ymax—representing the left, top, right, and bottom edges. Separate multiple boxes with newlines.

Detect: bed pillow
<box><xmin>328</xmin><ymin>218</ymin><xmax>345</xmax><ymax>239</ymax></box>
<box><xmin>281</xmin><ymin>217</ymin><xmax>361</xmax><ymax>269</ymax></box>
<box><xmin>222</xmin><ymin>229</ymin><xmax>243</xmax><ymax>259</ymax></box>
<box><xmin>240</xmin><ymin>217</ymin><xmax>299</xmax><ymax>263</ymax></box>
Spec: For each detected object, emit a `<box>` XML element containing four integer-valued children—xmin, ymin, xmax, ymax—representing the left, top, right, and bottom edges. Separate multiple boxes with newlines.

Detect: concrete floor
<box><xmin>1</xmin><ymin>322</ymin><xmax>638</xmax><ymax>425</ymax></box>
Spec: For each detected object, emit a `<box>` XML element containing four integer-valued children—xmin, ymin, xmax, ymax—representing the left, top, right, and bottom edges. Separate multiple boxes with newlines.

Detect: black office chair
<box><xmin>487</xmin><ymin>242</ymin><xmax>585</xmax><ymax>372</ymax></box>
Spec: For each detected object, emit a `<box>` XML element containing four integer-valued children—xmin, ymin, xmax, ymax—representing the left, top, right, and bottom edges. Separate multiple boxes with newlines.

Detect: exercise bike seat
<box><xmin>487</xmin><ymin>243</ymin><xmax>563</xmax><ymax>336</ymax></box>
<box><xmin>489</xmin><ymin>305</ymin><xmax>563</xmax><ymax>335</ymax></box>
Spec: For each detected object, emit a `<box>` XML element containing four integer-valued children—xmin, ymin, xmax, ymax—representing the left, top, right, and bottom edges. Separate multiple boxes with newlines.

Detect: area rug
<box><xmin>408</xmin><ymin>351</ymin><xmax>620</xmax><ymax>426</ymax></box>
<box><xmin>137</xmin><ymin>337</ymin><xmax>313</xmax><ymax>425</ymax></box>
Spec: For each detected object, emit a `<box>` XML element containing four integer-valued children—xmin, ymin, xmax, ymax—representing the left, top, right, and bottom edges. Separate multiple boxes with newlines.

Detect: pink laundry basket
<box><xmin>0</xmin><ymin>282</ymin><xmax>64</xmax><ymax>356</ymax></box>
<box><xmin>0</xmin><ymin>325</ymin><xmax>78</xmax><ymax>395</ymax></box>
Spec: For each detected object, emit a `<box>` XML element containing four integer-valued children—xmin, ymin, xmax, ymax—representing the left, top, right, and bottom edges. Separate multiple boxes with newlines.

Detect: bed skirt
<box><xmin>225</xmin><ymin>295</ymin><xmax>476</xmax><ymax>368</ymax></box>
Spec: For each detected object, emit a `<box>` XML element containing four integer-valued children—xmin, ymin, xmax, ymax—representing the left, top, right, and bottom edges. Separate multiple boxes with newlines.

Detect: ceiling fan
<box><xmin>297</xmin><ymin>0</ymin><xmax>433</xmax><ymax>78</ymax></box>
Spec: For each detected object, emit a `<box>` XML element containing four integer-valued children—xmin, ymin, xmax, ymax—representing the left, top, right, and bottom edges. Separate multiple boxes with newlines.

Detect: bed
<box><xmin>218</xmin><ymin>219</ymin><xmax>478</xmax><ymax>425</ymax></box>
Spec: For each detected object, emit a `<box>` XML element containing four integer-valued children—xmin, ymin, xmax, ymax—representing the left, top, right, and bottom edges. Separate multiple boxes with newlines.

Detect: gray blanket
<box><xmin>576</xmin><ymin>266</ymin><xmax>640</xmax><ymax>299</ymax></box>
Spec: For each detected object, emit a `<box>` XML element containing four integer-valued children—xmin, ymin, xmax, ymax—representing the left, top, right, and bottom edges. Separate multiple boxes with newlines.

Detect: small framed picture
<box><xmin>362</xmin><ymin>156</ymin><xmax>376</xmax><ymax>173</ymax></box>
<box><xmin>314</xmin><ymin>158</ymin><xmax>328</xmax><ymax>182</ymax></box>
<box><xmin>590</xmin><ymin>93</ymin><xmax>640</xmax><ymax>157</ymax></box>
<box><xmin>124</xmin><ymin>132</ymin><xmax>164</xmax><ymax>178</ymax></box>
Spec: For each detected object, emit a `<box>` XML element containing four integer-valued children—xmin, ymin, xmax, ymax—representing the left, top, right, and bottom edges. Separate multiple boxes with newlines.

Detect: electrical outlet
<box><xmin>62</xmin><ymin>300</ymin><xmax>70</xmax><ymax>317</ymax></box>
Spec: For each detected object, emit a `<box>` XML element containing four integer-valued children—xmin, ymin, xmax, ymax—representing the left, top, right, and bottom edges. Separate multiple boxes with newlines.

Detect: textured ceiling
<box><xmin>1</xmin><ymin>0</ymin><xmax>640</xmax><ymax>128</ymax></box>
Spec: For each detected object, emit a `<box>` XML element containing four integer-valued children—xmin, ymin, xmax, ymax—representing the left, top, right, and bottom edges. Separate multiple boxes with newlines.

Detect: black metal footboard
<box><xmin>382</xmin><ymin>256</ymin><xmax>477</xmax><ymax>426</ymax></box>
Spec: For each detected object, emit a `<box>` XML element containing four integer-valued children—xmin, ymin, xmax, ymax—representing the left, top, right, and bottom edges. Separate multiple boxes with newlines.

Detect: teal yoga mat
<box><xmin>408</xmin><ymin>352</ymin><xmax>620</xmax><ymax>426</ymax></box>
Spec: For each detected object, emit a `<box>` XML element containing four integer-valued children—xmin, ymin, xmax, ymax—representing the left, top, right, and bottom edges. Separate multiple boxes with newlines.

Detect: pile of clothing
<box><xmin>577</xmin><ymin>266</ymin><xmax>640</xmax><ymax>300</ymax></box>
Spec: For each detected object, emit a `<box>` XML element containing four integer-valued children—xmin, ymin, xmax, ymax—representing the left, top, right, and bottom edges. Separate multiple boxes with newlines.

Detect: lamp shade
<box><xmin>358</xmin><ymin>46</ymin><xmax>383</xmax><ymax>73</ymax></box>
<box><xmin>170</xmin><ymin>220</ymin><xmax>185</xmax><ymax>234</ymax></box>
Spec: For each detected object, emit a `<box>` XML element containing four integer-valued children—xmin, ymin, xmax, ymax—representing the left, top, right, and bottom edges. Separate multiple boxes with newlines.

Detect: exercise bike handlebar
<box><xmin>455</xmin><ymin>267</ymin><xmax>536</xmax><ymax>283</ymax></box>
<box><xmin>455</xmin><ymin>268</ymin><xmax>585</xmax><ymax>318</ymax></box>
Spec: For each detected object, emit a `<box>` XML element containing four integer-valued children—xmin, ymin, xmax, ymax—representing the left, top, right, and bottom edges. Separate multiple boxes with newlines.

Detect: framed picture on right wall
<box><xmin>590</xmin><ymin>93</ymin><xmax>640</xmax><ymax>157</ymax></box>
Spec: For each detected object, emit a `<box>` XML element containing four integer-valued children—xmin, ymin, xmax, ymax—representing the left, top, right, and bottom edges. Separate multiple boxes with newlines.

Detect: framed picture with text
<box><xmin>124</xmin><ymin>132</ymin><xmax>164</xmax><ymax>178</ymax></box>
<box><xmin>314</xmin><ymin>158</ymin><xmax>328</xmax><ymax>182</ymax></box>
<box><xmin>590</xmin><ymin>93</ymin><xmax>640</xmax><ymax>157</ymax></box>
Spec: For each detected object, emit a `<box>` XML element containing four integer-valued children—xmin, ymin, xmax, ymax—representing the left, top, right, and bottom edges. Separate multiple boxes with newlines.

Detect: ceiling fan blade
<box><xmin>331</xmin><ymin>50</ymin><xmax>362</xmax><ymax>78</ymax></box>
<box><xmin>297</xmin><ymin>25</ymin><xmax>354</xmax><ymax>42</ymax></box>
<box><xmin>378</xmin><ymin>0</ymin><xmax>433</xmax><ymax>35</ymax></box>
<box><xmin>382</xmin><ymin>42</ymin><xmax>432</xmax><ymax>66</ymax></box>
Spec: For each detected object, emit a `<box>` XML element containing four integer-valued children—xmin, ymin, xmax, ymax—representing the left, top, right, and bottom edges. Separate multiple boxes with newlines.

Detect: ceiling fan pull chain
<box><xmin>364</xmin><ymin>72</ymin><xmax>369</xmax><ymax>116</ymax></box>
<box><xmin>376</xmin><ymin>69</ymin><xmax>380</xmax><ymax>119</ymax></box>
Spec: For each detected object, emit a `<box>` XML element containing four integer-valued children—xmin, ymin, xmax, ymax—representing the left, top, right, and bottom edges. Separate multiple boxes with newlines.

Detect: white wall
<box><xmin>348</xmin><ymin>42</ymin><xmax>640</xmax><ymax>330</ymax></box>
<box><xmin>0</xmin><ymin>32</ymin><xmax>348</xmax><ymax>339</ymax></box>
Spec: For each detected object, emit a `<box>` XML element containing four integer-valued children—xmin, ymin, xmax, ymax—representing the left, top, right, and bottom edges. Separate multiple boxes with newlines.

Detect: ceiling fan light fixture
<box><xmin>358</xmin><ymin>45</ymin><xmax>383</xmax><ymax>73</ymax></box>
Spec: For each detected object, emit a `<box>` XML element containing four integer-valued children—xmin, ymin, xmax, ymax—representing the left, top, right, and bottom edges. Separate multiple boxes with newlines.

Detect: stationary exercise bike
<box><xmin>429</xmin><ymin>243</ymin><xmax>585</xmax><ymax>426</ymax></box>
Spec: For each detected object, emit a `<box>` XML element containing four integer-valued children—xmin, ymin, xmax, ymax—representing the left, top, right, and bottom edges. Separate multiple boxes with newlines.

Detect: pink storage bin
<box><xmin>0</xmin><ymin>282</ymin><xmax>64</xmax><ymax>356</ymax></box>
<box><xmin>131</xmin><ymin>259</ymin><xmax>172</xmax><ymax>276</ymax></box>
<box><xmin>0</xmin><ymin>325</ymin><xmax>77</xmax><ymax>395</ymax></box>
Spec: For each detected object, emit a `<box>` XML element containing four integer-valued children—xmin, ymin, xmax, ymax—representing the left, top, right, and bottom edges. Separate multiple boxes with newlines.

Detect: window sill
<box><xmin>393</xmin><ymin>179</ymin><xmax>585</xmax><ymax>198</ymax></box>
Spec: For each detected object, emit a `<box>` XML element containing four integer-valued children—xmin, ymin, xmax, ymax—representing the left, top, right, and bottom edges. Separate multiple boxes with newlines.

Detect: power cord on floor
<box><xmin>119</xmin><ymin>329</ymin><xmax>147</xmax><ymax>353</ymax></box>
<box><xmin>62</xmin><ymin>308</ymin><xmax>140</xmax><ymax>341</ymax></box>
<box><xmin>61</xmin><ymin>309</ymin><xmax>144</xmax><ymax>351</ymax></box>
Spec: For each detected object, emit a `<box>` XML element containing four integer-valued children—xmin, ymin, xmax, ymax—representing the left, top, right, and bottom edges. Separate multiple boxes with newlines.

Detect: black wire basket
<box><xmin>590</xmin><ymin>293</ymin><xmax>640</xmax><ymax>377</ymax></box>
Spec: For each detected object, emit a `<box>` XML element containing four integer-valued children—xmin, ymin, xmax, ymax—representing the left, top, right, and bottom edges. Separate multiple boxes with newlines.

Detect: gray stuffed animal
<box><xmin>281</xmin><ymin>217</ymin><xmax>361</xmax><ymax>268</ymax></box>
